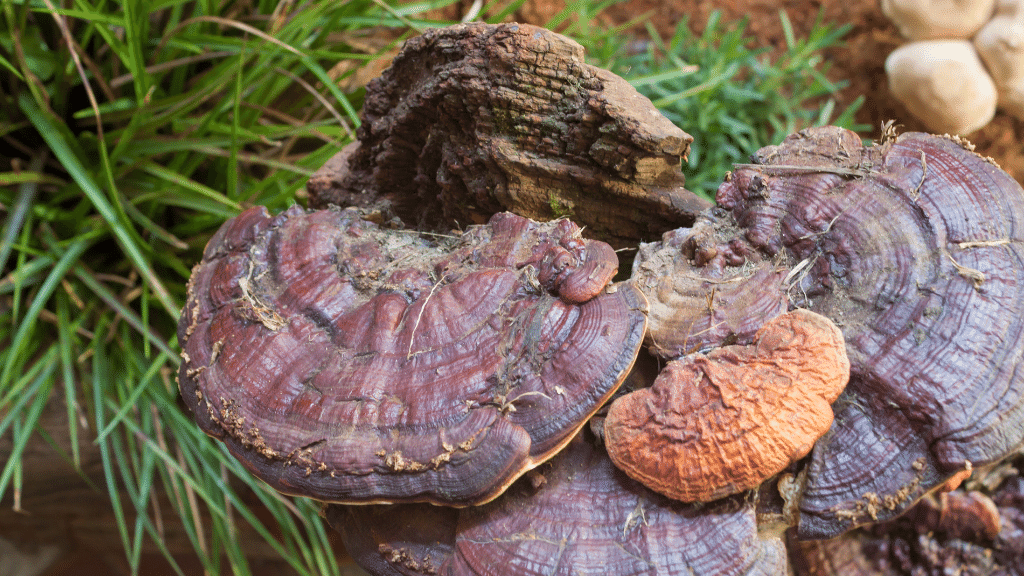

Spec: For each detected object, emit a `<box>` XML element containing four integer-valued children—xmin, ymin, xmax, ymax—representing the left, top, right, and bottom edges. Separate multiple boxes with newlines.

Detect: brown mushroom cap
<box><xmin>789</xmin><ymin>465</ymin><xmax>1024</xmax><ymax>575</ymax></box>
<box><xmin>327</xmin><ymin>431</ymin><xmax>790</xmax><ymax>575</ymax></box>
<box><xmin>306</xmin><ymin>22</ymin><xmax>710</xmax><ymax>247</ymax></box>
<box><xmin>177</xmin><ymin>206</ymin><xmax>647</xmax><ymax>506</ymax></box>
<box><xmin>631</xmin><ymin>213</ymin><xmax>790</xmax><ymax>357</ymax></box>
<box><xmin>631</xmin><ymin>126</ymin><xmax>1024</xmax><ymax>538</ymax></box>
<box><xmin>710</xmin><ymin>127</ymin><xmax>1024</xmax><ymax>538</ymax></box>
<box><xmin>604</xmin><ymin>309</ymin><xmax>850</xmax><ymax>503</ymax></box>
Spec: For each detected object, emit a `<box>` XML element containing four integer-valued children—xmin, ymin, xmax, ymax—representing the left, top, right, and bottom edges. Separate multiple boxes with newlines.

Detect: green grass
<box><xmin>0</xmin><ymin>1</ymin><xmax>860</xmax><ymax>573</ymax></box>
<box><xmin>614</xmin><ymin>10</ymin><xmax>867</xmax><ymax>196</ymax></box>
<box><xmin>0</xmin><ymin>1</ymin><xmax>440</xmax><ymax>573</ymax></box>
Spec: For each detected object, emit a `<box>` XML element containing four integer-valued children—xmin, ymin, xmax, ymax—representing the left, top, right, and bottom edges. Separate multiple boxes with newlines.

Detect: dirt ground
<box><xmin>510</xmin><ymin>0</ymin><xmax>1024</xmax><ymax>185</ymax></box>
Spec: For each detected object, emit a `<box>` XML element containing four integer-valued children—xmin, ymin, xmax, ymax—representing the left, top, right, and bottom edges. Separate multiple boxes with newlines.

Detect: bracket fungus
<box><xmin>177</xmin><ymin>19</ymin><xmax>1024</xmax><ymax>573</ymax></box>
<box><xmin>630</xmin><ymin>213</ymin><xmax>791</xmax><ymax>358</ymax></box>
<box><xmin>789</xmin><ymin>463</ymin><xmax>1024</xmax><ymax>575</ymax></box>
<box><xmin>604</xmin><ymin>309</ymin><xmax>849</xmax><ymax>503</ymax></box>
<box><xmin>630</xmin><ymin>126</ymin><xmax>1024</xmax><ymax>539</ymax></box>
<box><xmin>177</xmin><ymin>206</ymin><xmax>646</xmax><ymax>506</ymax></box>
<box><xmin>305</xmin><ymin>22</ymin><xmax>710</xmax><ymax>246</ymax></box>
<box><xmin>327</xmin><ymin>431</ymin><xmax>789</xmax><ymax>576</ymax></box>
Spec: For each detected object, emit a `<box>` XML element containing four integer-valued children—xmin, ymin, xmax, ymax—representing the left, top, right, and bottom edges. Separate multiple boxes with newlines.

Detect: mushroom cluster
<box><xmin>789</xmin><ymin>453</ymin><xmax>1024</xmax><ymax>574</ymax></box>
<box><xmin>178</xmin><ymin>22</ymin><xmax>1024</xmax><ymax>575</ymax></box>
<box><xmin>605</xmin><ymin>309</ymin><xmax>851</xmax><ymax>504</ymax></box>
<box><xmin>637</xmin><ymin>125</ymin><xmax>1024</xmax><ymax>540</ymax></box>
<box><xmin>883</xmin><ymin>0</ymin><xmax>1024</xmax><ymax>133</ymax></box>
<box><xmin>328</xmin><ymin>431</ymin><xmax>789</xmax><ymax>576</ymax></box>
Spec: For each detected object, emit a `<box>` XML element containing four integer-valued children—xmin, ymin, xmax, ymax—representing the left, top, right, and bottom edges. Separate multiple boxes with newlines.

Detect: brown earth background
<box><xmin>591</xmin><ymin>0</ymin><xmax>1024</xmax><ymax>185</ymax></box>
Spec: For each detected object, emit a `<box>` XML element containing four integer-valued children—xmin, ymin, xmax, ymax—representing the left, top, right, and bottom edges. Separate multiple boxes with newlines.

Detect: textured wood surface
<box><xmin>306</xmin><ymin>22</ymin><xmax>710</xmax><ymax>247</ymax></box>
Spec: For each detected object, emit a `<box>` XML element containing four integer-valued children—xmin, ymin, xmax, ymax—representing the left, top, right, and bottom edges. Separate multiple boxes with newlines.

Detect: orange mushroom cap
<box><xmin>604</xmin><ymin>309</ymin><xmax>850</xmax><ymax>503</ymax></box>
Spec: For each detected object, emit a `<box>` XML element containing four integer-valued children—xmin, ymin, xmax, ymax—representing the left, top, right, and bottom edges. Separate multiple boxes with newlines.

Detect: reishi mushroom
<box><xmin>177</xmin><ymin>21</ymin><xmax>1024</xmax><ymax>574</ymax></box>
<box><xmin>178</xmin><ymin>206</ymin><xmax>646</xmax><ymax>506</ymax></box>
<box><xmin>789</xmin><ymin>465</ymin><xmax>1024</xmax><ymax>575</ymax></box>
<box><xmin>632</xmin><ymin>125</ymin><xmax>1024</xmax><ymax>539</ymax></box>
<box><xmin>630</xmin><ymin>213</ymin><xmax>790</xmax><ymax>358</ymax></box>
<box><xmin>327</xmin><ymin>430</ymin><xmax>790</xmax><ymax>576</ymax></box>
<box><xmin>604</xmin><ymin>309</ymin><xmax>850</xmax><ymax>503</ymax></box>
<box><xmin>305</xmin><ymin>22</ymin><xmax>711</xmax><ymax>247</ymax></box>
<box><xmin>885</xmin><ymin>40</ymin><xmax>998</xmax><ymax>134</ymax></box>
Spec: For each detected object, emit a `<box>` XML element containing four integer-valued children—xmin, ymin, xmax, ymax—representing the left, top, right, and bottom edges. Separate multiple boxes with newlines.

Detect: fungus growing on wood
<box><xmin>327</xmin><ymin>431</ymin><xmax>789</xmax><ymax>576</ymax></box>
<box><xmin>880</xmin><ymin>0</ymin><xmax>996</xmax><ymax>40</ymax></box>
<box><xmin>885</xmin><ymin>40</ymin><xmax>998</xmax><ymax>134</ymax></box>
<box><xmin>630</xmin><ymin>126</ymin><xmax>1024</xmax><ymax>539</ymax></box>
<box><xmin>177</xmin><ymin>17</ymin><xmax>1024</xmax><ymax>571</ymax></box>
<box><xmin>177</xmin><ymin>206</ymin><xmax>646</xmax><ymax>506</ymax></box>
<box><xmin>728</xmin><ymin>126</ymin><xmax>1024</xmax><ymax>537</ymax></box>
<box><xmin>604</xmin><ymin>309</ymin><xmax>850</xmax><ymax>503</ymax></box>
<box><xmin>306</xmin><ymin>22</ymin><xmax>711</xmax><ymax>246</ymax></box>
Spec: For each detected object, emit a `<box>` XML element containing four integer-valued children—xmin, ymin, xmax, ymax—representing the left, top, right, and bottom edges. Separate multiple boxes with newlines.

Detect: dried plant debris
<box><xmin>604</xmin><ymin>309</ymin><xmax>850</xmax><ymax>503</ymax></box>
<box><xmin>630</xmin><ymin>126</ymin><xmax>1024</xmax><ymax>538</ymax></box>
<box><xmin>178</xmin><ymin>205</ymin><xmax>646</xmax><ymax>506</ymax></box>
<box><xmin>306</xmin><ymin>22</ymin><xmax>711</xmax><ymax>247</ymax></box>
<box><xmin>327</xmin><ymin>431</ymin><xmax>789</xmax><ymax>576</ymax></box>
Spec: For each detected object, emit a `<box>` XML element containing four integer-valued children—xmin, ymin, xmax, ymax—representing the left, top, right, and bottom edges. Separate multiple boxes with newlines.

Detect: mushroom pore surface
<box><xmin>604</xmin><ymin>309</ymin><xmax>850</xmax><ymax>503</ymax></box>
<box><xmin>177</xmin><ymin>206</ymin><xmax>647</xmax><ymax>506</ymax></box>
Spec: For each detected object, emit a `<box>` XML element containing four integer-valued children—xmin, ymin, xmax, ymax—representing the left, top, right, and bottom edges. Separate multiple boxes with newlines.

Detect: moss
<box><xmin>548</xmin><ymin>194</ymin><xmax>575</xmax><ymax>219</ymax></box>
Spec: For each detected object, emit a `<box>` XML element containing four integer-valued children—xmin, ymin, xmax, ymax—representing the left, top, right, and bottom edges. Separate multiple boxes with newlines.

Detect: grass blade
<box><xmin>18</xmin><ymin>94</ymin><xmax>181</xmax><ymax>317</ymax></box>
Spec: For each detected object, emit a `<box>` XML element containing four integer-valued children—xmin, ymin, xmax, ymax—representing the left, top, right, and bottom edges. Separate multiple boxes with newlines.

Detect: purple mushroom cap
<box><xmin>630</xmin><ymin>126</ymin><xmax>1024</xmax><ymax>538</ymax></box>
<box><xmin>328</xmin><ymin>430</ymin><xmax>789</xmax><ymax>575</ymax></box>
<box><xmin>178</xmin><ymin>206</ymin><xmax>646</xmax><ymax>506</ymax></box>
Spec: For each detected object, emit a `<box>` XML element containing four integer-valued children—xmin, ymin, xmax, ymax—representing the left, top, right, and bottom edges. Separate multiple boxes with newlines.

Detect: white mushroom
<box><xmin>885</xmin><ymin>40</ymin><xmax>998</xmax><ymax>134</ymax></box>
<box><xmin>881</xmin><ymin>0</ymin><xmax>997</xmax><ymax>39</ymax></box>
<box><xmin>975</xmin><ymin>7</ymin><xmax>1024</xmax><ymax>119</ymax></box>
